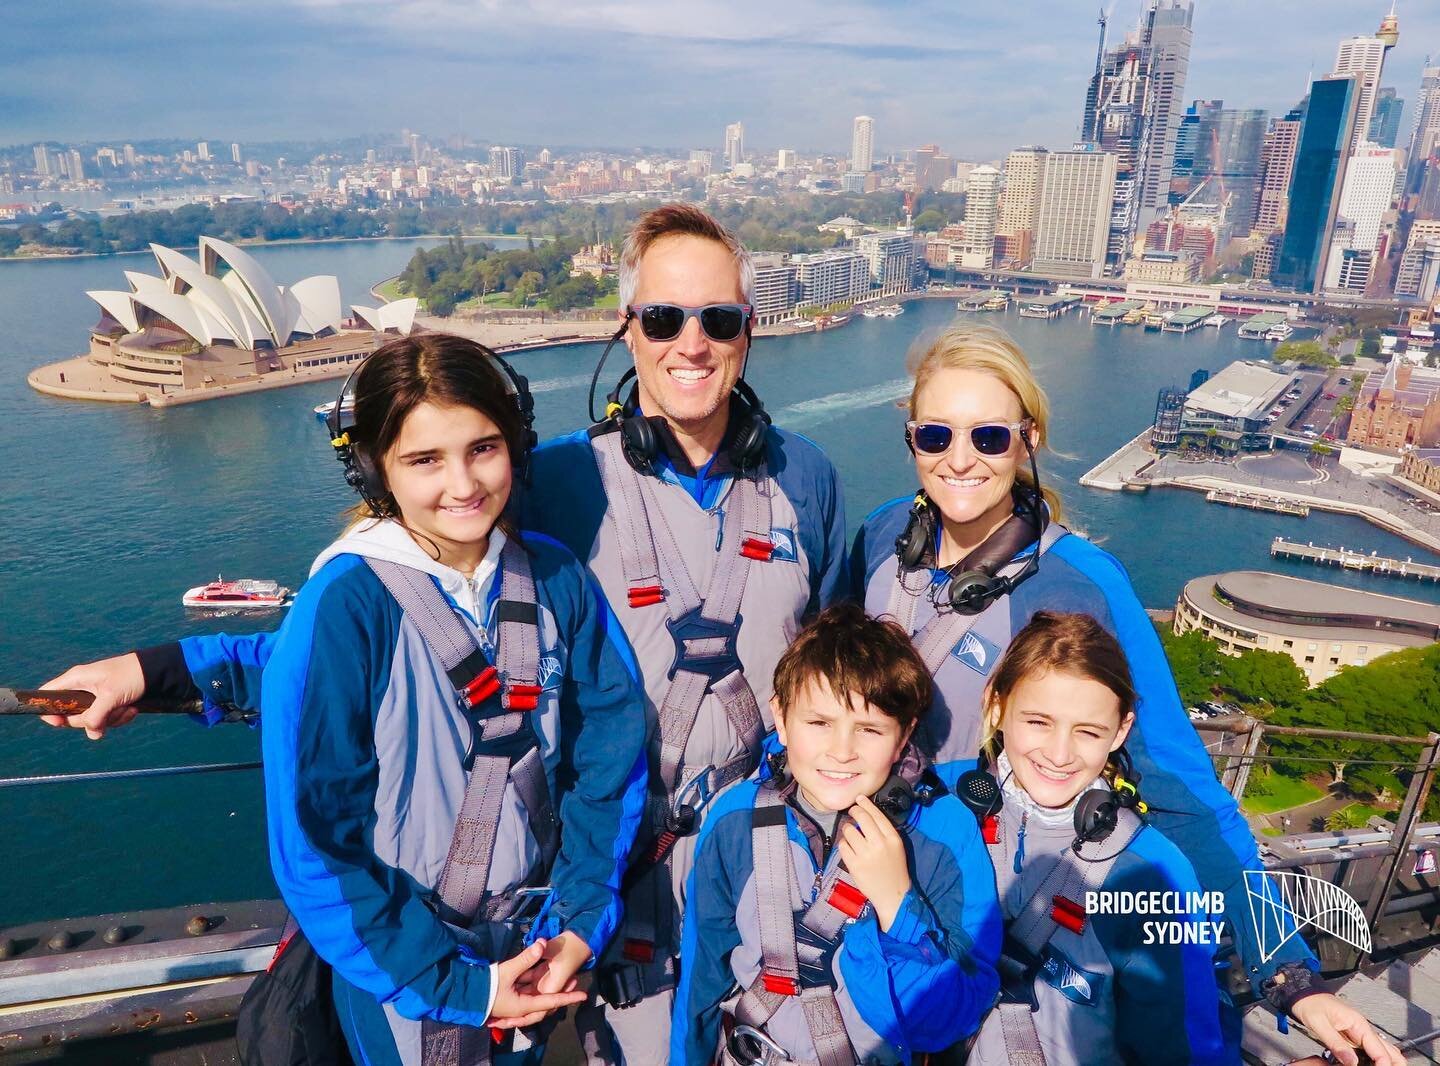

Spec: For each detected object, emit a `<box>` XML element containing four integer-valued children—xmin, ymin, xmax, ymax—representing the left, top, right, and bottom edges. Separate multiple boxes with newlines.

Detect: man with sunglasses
<box><xmin>521</xmin><ymin>203</ymin><xmax>847</xmax><ymax>1064</ymax></box>
<box><xmin>44</xmin><ymin>205</ymin><xmax>847</xmax><ymax>1066</ymax></box>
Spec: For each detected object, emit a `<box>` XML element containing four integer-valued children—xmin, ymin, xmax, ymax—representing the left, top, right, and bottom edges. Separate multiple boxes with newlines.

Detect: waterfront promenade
<box><xmin>1084</xmin><ymin>441</ymin><xmax>1440</xmax><ymax>554</ymax></box>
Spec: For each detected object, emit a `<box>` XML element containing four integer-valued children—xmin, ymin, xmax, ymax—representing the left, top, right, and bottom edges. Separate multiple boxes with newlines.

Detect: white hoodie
<box><xmin>310</xmin><ymin>518</ymin><xmax>506</xmax><ymax>625</ymax></box>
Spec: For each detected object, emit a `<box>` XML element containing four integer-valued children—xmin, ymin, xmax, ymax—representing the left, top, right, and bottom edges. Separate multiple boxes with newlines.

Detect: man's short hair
<box><xmin>617</xmin><ymin>203</ymin><xmax>755</xmax><ymax>310</ymax></box>
<box><xmin>773</xmin><ymin>603</ymin><xmax>933</xmax><ymax>731</ymax></box>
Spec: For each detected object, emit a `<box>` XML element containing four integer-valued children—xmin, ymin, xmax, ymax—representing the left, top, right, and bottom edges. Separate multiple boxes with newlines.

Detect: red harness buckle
<box><xmin>740</xmin><ymin>537</ymin><xmax>776</xmax><ymax>562</ymax></box>
<box><xmin>981</xmin><ymin>814</ymin><xmax>1000</xmax><ymax>845</ymax></box>
<box><xmin>462</xmin><ymin>666</ymin><xmax>501</xmax><ymax>707</ymax></box>
<box><xmin>761</xmin><ymin>972</ymin><xmax>799</xmax><ymax>997</ymax></box>
<box><xmin>504</xmin><ymin>683</ymin><xmax>543</xmax><ymax>712</ymax></box>
<box><xmin>1051</xmin><ymin>895</ymin><xmax>1086</xmax><ymax>935</ymax></box>
<box><xmin>622</xmin><ymin>938</ymin><xmax>655</xmax><ymax>963</ymax></box>
<box><xmin>828</xmin><ymin>880</ymin><xmax>868</xmax><ymax>919</ymax></box>
<box><xmin>489</xmin><ymin>1027</ymin><xmax>506</xmax><ymax>1045</ymax></box>
<box><xmin>627</xmin><ymin>584</ymin><xmax>665</xmax><ymax>608</ymax></box>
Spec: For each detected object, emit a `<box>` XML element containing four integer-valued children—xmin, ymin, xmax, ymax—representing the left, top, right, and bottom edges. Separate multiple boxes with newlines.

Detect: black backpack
<box><xmin>236</xmin><ymin>921</ymin><xmax>353</xmax><ymax>1066</ymax></box>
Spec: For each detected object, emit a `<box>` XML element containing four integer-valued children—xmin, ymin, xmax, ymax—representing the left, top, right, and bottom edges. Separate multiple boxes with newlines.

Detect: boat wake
<box><xmin>774</xmin><ymin>379</ymin><xmax>912</xmax><ymax>430</ymax></box>
<box><xmin>527</xmin><ymin>372</ymin><xmax>595</xmax><ymax>394</ymax></box>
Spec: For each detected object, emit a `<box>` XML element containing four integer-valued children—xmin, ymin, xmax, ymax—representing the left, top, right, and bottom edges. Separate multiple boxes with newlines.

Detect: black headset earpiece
<box><xmin>728</xmin><ymin>378</ymin><xmax>771</xmax><ymax>472</ymax></box>
<box><xmin>1073</xmin><ymin>789</ymin><xmax>1121</xmax><ymax>849</ymax></box>
<box><xmin>894</xmin><ymin>493</ymin><xmax>936</xmax><ymax>570</ymax></box>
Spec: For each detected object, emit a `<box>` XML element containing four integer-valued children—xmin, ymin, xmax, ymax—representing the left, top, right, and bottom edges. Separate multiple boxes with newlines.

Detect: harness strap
<box><xmin>888</xmin><ymin>523</ymin><xmax>1068</xmax><ymax>673</ymax></box>
<box><xmin>365</xmin><ymin>540</ymin><xmax>553</xmax><ymax>1066</ymax></box>
<box><xmin>982</xmin><ymin>801</ymin><xmax>1144</xmax><ymax>1066</ymax></box>
<box><xmin>732</xmin><ymin>785</ymin><xmax>859</xmax><ymax>1066</ymax></box>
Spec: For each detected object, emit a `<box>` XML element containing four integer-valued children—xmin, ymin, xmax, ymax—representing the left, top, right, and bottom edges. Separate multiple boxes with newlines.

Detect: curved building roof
<box><xmin>1183</xmin><ymin>570</ymin><xmax>1440</xmax><ymax>645</ymax></box>
<box><xmin>86</xmin><ymin>237</ymin><xmax>370</xmax><ymax>352</ymax></box>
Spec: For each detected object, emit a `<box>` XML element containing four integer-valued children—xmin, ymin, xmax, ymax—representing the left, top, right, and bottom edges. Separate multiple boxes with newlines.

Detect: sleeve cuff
<box><xmin>484</xmin><ymin>962</ymin><xmax>500</xmax><ymax>1022</ymax></box>
<box><xmin>878</xmin><ymin>889</ymin><xmax>929</xmax><ymax>946</ymax></box>
<box><xmin>137</xmin><ymin>643</ymin><xmax>202</xmax><ymax>704</ymax></box>
<box><xmin>1262</xmin><ymin>961</ymin><xmax>1331</xmax><ymax>1015</ymax></box>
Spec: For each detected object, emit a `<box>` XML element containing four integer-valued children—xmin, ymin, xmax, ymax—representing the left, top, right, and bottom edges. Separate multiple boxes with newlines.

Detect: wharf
<box><xmin>1162</xmin><ymin>305</ymin><xmax>1212</xmax><ymax>333</ymax></box>
<box><xmin>1091</xmin><ymin>300</ymin><xmax>1142</xmax><ymax>325</ymax></box>
<box><xmin>1238</xmin><ymin>311</ymin><xmax>1288</xmax><ymax>339</ymax></box>
<box><xmin>1206</xmin><ymin>488</ymin><xmax>1310</xmax><ymax>516</ymax></box>
<box><xmin>1271</xmin><ymin>538</ymin><xmax>1440</xmax><ymax>582</ymax></box>
<box><xmin>957</xmin><ymin>289</ymin><xmax>1008</xmax><ymax>311</ymax></box>
<box><xmin>1017</xmin><ymin>294</ymin><xmax>1082</xmax><ymax>319</ymax></box>
<box><xmin>1078</xmin><ymin>428</ymin><xmax>1156</xmax><ymax>490</ymax></box>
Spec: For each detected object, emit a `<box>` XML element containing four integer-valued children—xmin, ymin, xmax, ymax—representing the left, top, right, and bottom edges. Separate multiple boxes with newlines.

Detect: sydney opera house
<box><xmin>28</xmin><ymin>235</ymin><xmax>418</xmax><ymax>405</ymax></box>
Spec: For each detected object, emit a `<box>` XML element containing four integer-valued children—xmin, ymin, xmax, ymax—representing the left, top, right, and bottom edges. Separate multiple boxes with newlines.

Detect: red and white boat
<box><xmin>182</xmin><ymin>577</ymin><xmax>291</xmax><ymax>609</ymax></box>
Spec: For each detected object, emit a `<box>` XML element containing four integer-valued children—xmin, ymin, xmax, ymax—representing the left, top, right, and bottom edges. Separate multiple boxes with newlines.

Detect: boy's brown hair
<box><xmin>773</xmin><ymin>603</ymin><xmax>933</xmax><ymax>730</ymax></box>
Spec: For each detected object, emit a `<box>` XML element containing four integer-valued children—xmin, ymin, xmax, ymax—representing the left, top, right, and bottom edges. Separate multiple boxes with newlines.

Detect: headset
<box><xmin>956</xmin><ymin>746</ymin><xmax>1148</xmax><ymax>853</ymax></box>
<box><xmin>586</xmin><ymin>310</ymin><xmax>770</xmax><ymax>477</ymax></box>
<box><xmin>893</xmin><ymin>430</ymin><xmax>1048</xmax><ymax>616</ymax></box>
<box><xmin>765</xmin><ymin>750</ymin><xmax>947</xmax><ymax>829</ymax></box>
<box><xmin>326</xmin><ymin>344</ymin><xmax>538</xmax><ymax>518</ymax></box>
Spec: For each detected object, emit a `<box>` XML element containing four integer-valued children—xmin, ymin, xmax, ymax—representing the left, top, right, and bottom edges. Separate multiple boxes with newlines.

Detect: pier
<box><xmin>1206</xmin><ymin>488</ymin><xmax>1310</xmax><ymax>516</ymax></box>
<box><xmin>956</xmin><ymin>289</ymin><xmax>1008</xmax><ymax>311</ymax></box>
<box><xmin>1238</xmin><ymin>310</ymin><xmax>1288</xmax><ymax>339</ymax></box>
<box><xmin>1271</xmin><ymin>538</ymin><xmax>1440</xmax><ymax>582</ymax></box>
<box><xmin>1162</xmin><ymin>305</ymin><xmax>1212</xmax><ymax>333</ymax></box>
<box><xmin>1018</xmin><ymin>293</ymin><xmax>1082</xmax><ymax>319</ymax></box>
<box><xmin>1091</xmin><ymin>299</ymin><xmax>1142</xmax><ymax>325</ymax></box>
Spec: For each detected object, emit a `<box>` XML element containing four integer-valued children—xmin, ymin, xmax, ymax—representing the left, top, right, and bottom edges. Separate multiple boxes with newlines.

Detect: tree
<box><xmin>1325</xmin><ymin>807</ymin><xmax>1368</xmax><ymax>832</ymax></box>
<box><xmin>1272</xmin><ymin>340</ymin><xmax>1336</xmax><ymax>368</ymax></box>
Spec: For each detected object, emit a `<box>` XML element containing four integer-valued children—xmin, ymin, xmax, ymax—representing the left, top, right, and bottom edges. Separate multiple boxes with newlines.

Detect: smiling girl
<box><xmin>127</xmin><ymin>334</ymin><xmax>651</xmax><ymax>1065</ymax></box>
<box><xmin>962</xmin><ymin>610</ymin><xmax>1232</xmax><ymax>1065</ymax></box>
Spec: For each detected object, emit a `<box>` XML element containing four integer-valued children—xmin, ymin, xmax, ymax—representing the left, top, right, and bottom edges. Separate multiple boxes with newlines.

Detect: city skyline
<box><xmin>6</xmin><ymin>1</ymin><xmax>1440</xmax><ymax>158</ymax></box>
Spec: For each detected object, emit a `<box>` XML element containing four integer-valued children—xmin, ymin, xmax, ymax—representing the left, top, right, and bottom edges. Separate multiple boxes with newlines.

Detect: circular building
<box><xmin>1175</xmin><ymin>570</ymin><xmax>1440</xmax><ymax>686</ymax></box>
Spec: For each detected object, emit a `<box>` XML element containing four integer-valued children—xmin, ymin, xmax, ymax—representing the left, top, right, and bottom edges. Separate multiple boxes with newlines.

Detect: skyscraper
<box><xmin>996</xmin><ymin>147</ymin><xmax>1047</xmax><ymax>266</ymax></box>
<box><xmin>1195</xmin><ymin>105</ymin><xmax>1269</xmax><ymax>239</ymax></box>
<box><xmin>68</xmin><ymin>149</ymin><xmax>85</xmax><ymax>180</ymax></box>
<box><xmin>196</xmin><ymin>141</ymin><xmax>210</xmax><ymax>162</ymax></box>
<box><xmin>1323</xmin><ymin>143</ymin><xmax>1400</xmax><ymax>292</ymax></box>
<box><xmin>1254</xmin><ymin>107</ymin><xmax>1304</xmax><ymax>234</ymax></box>
<box><xmin>776</xmin><ymin>149</ymin><xmax>798</xmax><ymax>172</ymax></box>
<box><xmin>851</xmin><ymin>116</ymin><xmax>874</xmax><ymax>174</ymax></box>
<box><xmin>961</xmin><ymin>165</ymin><xmax>1001</xmax><ymax>269</ymax></box>
<box><xmin>1033</xmin><ymin>148</ymin><xmax>1118</xmax><ymax>279</ymax></box>
<box><xmin>725</xmin><ymin>122</ymin><xmax>745</xmax><ymax>170</ymax></box>
<box><xmin>32</xmin><ymin>144</ymin><xmax>50</xmax><ymax>176</ymax></box>
<box><xmin>1081</xmin><ymin>1</ymin><xmax>1193</xmax><ymax>263</ymax></box>
<box><xmin>1328</xmin><ymin>8</ymin><xmax>1398</xmax><ymax>158</ymax></box>
<box><xmin>1139</xmin><ymin>0</ymin><xmax>1195</xmax><ymax>215</ymax></box>
<box><xmin>1369</xmin><ymin>87</ymin><xmax>1403</xmax><ymax>148</ymax></box>
<box><xmin>1406</xmin><ymin>64</ymin><xmax>1440</xmax><ymax>197</ymax></box>
<box><xmin>1273</xmin><ymin>75</ymin><xmax>1361</xmax><ymax>293</ymax></box>
<box><xmin>231</xmin><ymin>142</ymin><xmax>243</xmax><ymax>164</ymax></box>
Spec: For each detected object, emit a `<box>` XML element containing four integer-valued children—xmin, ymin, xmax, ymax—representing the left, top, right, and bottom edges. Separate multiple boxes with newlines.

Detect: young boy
<box><xmin>671</xmin><ymin>603</ymin><xmax>1002</xmax><ymax>1065</ymax></box>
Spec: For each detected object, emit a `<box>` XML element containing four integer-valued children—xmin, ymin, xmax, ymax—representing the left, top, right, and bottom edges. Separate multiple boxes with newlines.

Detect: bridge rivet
<box><xmin>103</xmin><ymin>925</ymin><xmax>128</xmax><ymax>945</ymax></box>
<box><xmin>0</xmin><ymin>938</ymin><xmax>14</xmax><ymax>959</ymax></box>
<box><xmin>48</xmin><ymin>930</ymin><xmax>74</xmax><ymax>951</ymax></box>
<box><xmin>185</xmin><ymin>915</ymin><xmax>211</xmax><ymax>936</ymax></box>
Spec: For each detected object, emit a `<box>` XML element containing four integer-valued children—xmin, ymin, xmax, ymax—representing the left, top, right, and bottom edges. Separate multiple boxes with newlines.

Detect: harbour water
<box><xmin>2</xmin><ymin>243</ymin><xmax>1438</xmax><ymax>925</ymax></box>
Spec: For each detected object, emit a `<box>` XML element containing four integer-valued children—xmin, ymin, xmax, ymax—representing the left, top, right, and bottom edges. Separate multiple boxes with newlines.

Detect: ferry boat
<box><xmin>182</xmin><ymin>578</ymin><xmax>291</xmax><ymax>609</ymax></box>
<box><xmin>313</xmin><ymin>391</ymin><xmax>354</xmax><ymax>423</ymax></box>
<box><xmin>1121</xmin><ymin>307</ymin><xmax>1147</xmax><ymax>326</ymax></box>
<box><xmin>876</xmin><ymin>303</ymin><xmax>904</xmax><ymax>317</ymax></box>
<box><xmin>1266</xmin><ymin>322</ymin><xmax>1295</xmax><ymax>341</ymax></box>
<box><xmin>1204</xmin><ymin>313</ymin><xmax>1231</xmax><ymax>328</ymax></box>
<box><xmin>1143</xmin><ymin>310</ymin><xmax>1168</xmax><ymax>331</ymax></box>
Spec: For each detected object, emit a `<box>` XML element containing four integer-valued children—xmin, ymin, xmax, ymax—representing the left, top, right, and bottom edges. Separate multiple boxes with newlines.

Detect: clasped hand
<box><xmin>486</xmin><ymin>930</ymin><xmax>591</xmax><ymax>1029</ymax></box>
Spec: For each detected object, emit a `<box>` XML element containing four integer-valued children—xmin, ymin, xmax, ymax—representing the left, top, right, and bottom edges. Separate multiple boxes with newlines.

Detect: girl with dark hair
<box><xmin>963</xmin><ymin>610</ymin><xmax>1232</xmax><ymax>1065</ymax></box>
<box><xmin>49</xmin><ymin>334</ymin><xmax>649</xmax><ymax>1065</ymax></box>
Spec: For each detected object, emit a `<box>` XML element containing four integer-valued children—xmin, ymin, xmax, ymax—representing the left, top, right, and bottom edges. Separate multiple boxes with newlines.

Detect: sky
<box><xmin>3</xmin><ymin>0</ymin><xmax>1438</xmax><ymax>160</ymax></box>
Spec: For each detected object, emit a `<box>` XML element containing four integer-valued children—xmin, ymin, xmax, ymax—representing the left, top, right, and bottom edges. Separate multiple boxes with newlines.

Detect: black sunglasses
<box><xmin>906</xmin><ymin>420</ymin><xmax>1032</xmax><ymax>457</ymax></box>
<box><xmin>628</xmin><ymin>303</ymin><xmax>752</xmax><ymax>342</ymax></box>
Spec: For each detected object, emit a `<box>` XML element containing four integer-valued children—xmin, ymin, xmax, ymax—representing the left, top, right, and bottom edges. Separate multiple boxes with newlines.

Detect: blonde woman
<box><xmin>849</xmin><ymin>322</ymin><xmax>1402</xmax><ymax>1066</ymax></box>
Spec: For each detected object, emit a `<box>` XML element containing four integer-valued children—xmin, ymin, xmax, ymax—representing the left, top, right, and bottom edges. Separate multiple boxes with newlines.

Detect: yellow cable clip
<box><xmin>331</xmin><ymin>432</ymin><xmax>350</xmax><ymax>449</ymax></box>
<box><xmin>605</xmin><ymin>401</ymin><xmax>624</xmax><ymax>419</ymax></box>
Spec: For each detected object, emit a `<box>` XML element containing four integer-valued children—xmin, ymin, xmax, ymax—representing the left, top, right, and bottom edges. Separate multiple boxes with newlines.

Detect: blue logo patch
<box><xmin>1039</xmin><ymin>945</ymin><xmax>1105</xmax><ymax>1006</ymax></box>
<box><xmin>537</xmin><ymin>654</ymin><xmax>563</xmax><ymax>690</ymax></box>
<box><xmin>951</xmin><ymin>630</ymin><xmax>1000</xmax><ymax>674</ymax></box>
<box><xmin>769</xmin><ymin>527</ymin><xmax>799</xmax><ymax>563</ymax></box>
